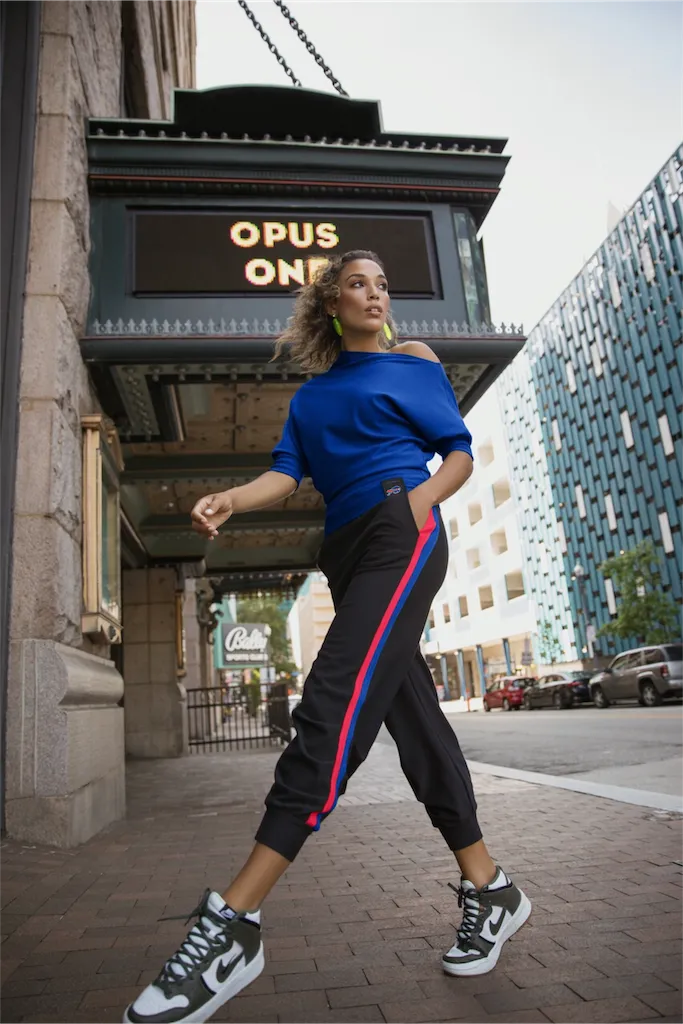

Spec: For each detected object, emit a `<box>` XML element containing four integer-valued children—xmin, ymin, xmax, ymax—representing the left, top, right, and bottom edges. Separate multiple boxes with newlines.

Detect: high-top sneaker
<box><xmin>123</xmin><ymin>889</ymin><xmax>264</xmax><ymax>1024</ymax></box>
<box><xmin>442</xmin><ymin>867</ymin><xmax>531</xmax><ymax>976</ymax></box>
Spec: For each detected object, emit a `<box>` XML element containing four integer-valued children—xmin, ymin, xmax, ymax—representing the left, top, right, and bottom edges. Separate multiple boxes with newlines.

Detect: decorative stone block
<box><xmin>5</xmin><ymin>640</ymin><xmax>125</xmax><ymax>846</ymax></box>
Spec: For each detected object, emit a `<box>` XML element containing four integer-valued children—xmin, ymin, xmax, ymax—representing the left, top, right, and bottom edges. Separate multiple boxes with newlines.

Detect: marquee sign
<box><xmin>133</xmin><ymin>211</ymin><xmax>437</xmax><ymax>297</ymax></box>
<box><xmin>220</xmin><ymin>622</ymin><xmax>270</xmax><ymax>666</ymax></box>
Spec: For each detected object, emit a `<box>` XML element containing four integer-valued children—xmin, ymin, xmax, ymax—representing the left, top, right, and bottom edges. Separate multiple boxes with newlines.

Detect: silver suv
<box><xmin>590</xmin><ymin>643</ymin><xmax>682</xmax><ymax>708</ymax></box>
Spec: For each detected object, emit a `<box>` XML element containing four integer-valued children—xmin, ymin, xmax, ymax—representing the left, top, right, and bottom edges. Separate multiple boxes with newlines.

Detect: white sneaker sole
<box><xmin>442</xmin><ymin>891</ymin><xmax>532</xmax><ymax>977</ymax></box>
<box><xmin>123</xmin><ymin>944</ymin><xmax>265</xmax><ymax>1024</ymax></box>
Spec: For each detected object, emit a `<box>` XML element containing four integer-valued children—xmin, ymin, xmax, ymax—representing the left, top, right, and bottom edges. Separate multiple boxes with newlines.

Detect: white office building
<box><xmin>423</xmin><ymin>389</ymin><xmax>539</xmax><ymax>703</ymax></box>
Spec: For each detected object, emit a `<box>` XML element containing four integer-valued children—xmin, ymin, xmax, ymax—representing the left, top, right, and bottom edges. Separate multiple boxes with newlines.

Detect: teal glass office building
<box><xmin>499</xmin><ymin>147</ymin><xmax>682</xmax><ymax>662</ymax></box>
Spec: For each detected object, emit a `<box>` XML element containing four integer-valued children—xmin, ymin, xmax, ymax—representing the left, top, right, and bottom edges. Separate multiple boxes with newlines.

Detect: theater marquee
<box><xmin>133</xmin><ymin>211</ymin><xmax>439</xmax><ymax>297</ymax></box>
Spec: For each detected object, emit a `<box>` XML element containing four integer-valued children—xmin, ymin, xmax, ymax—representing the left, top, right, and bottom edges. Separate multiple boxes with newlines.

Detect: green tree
<box><xmin>597</xmin><ymin>541</ymin><xmax>679</xmax><ymax>646</ymax></box>
<box><xmin>536</xmin><ymin>619</ymin><xmax>563</xmax><ymax>664</ymax></box>
<box><xmin>236</xmin><ymin>595</ymin><xmax>295</xmax><ymax>674</ymax></box>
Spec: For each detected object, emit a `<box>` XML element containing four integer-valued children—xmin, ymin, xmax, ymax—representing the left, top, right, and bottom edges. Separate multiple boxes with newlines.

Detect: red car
<box><xmin>483</xmin><ymin>676</ymin><xmax>536</xmax><ymax>712</ymax></box>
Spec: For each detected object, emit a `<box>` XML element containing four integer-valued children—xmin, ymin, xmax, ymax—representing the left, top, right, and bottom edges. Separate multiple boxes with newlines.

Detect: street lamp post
<box><xmin>572</xmin><ymin>561</ymin><xmax>595</xmax><ymax>667</ymax></box>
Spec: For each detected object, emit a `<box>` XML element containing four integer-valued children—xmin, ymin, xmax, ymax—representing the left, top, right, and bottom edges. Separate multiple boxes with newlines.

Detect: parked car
<box><xmin>483</xmin><ymin>677</ymin><xmax>535</xmax><ymax>712</ymax></box>
<box><xmin>523</xmin><ymin>672</ymin><xmax>593</xmax><ymax>710</ymax></box>
<box><xmin>590</xmin><ymin>644</ymin><xmax>683</xmax><ymax>707</ymax></box>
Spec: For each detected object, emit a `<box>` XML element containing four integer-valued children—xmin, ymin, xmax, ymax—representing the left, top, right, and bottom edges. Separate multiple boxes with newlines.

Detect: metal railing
<box><xmin>186</xmin><ymin>683</ymin><xmax>292</xmax><ymax>752</ymax></box>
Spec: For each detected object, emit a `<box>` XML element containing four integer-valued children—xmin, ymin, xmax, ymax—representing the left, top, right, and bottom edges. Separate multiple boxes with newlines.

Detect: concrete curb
<box><xmin>467</xmin><ymin>759</ymin><xmax>683</xmax><ymax>814</ymax></box>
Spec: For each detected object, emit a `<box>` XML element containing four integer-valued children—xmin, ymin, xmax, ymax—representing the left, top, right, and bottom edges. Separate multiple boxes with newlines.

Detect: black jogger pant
<box><xmin>255</xmin><ymin>481</ymin><xmax>482</xmax><ymax>861</ymax></box>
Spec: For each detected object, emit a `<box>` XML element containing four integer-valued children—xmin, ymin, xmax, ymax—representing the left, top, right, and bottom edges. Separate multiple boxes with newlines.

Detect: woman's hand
<box><xmin>407</xmin><ymin>487</ymin><xmax>433</xmax><ymax>532</ymax></box>
<box><xmin>191</xmin><ymin>491</ymin><xmax>234</xmax><ymax>540</ymax></box>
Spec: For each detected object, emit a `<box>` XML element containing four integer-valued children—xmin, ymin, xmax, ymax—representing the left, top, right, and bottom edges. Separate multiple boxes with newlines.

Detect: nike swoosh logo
<box><xmin>216</xmin><ymin>953</ymin><xmax>242</xmax><ymax>984</ymax></box>
<box><xmin>488</xmin><ymin>909</ymin><xmax>506</xmax><ymax>937</ymax></box>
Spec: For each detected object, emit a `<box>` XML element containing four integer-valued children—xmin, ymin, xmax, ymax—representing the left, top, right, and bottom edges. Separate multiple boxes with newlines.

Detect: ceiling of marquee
<box><xmin>117</xmin><ymin>364</ymin><xmax>489</xmax><ymax>579</ymax></box>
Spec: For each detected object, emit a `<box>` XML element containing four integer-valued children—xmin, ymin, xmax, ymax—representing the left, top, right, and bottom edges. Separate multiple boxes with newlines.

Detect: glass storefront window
<box><xmin>101</xmin><ymin>470</ymin><xmax>121</xmax><ymax>621</ymax></box>
<box><xmin>82</xmin><ymin>416</ymin><xmax>124</xmax><ymax>643</ymax></box>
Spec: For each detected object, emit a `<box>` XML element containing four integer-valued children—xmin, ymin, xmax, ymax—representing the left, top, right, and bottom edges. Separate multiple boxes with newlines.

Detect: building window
<box><xmin>477</xmin><ymin>440</ymin><xmax>495</xmax><ymax>466</ymax></box>
<box><xmin>492</xmin><ymin>479</ymin><xmax>511</xmax><ymax>508</ymax></box>
<box><xmin>659</xmin><ymin>511</ymin><xmax>674</xmax><ymax>554</ymax></box>
<box><xmin>468</xmin><ymin>502</ymin><xmax>483</xmax><ymax>525</ymax></box>
<box><xmin>620</xmin><ymin>410</ymin><xmax>635</xmax><ymax>449</ymax></box>
<box><xmin>443</xmin><ymin>602</ymin><xmax>451</xmax><ymax>623</ymax></box>
<box><xmin>658</xmin><ymin>414</ymin><xmax>674</xmax><ymax>456</ymax></box>
<box><xmin>608</xmin><ymin>268</ymin><xmax>622</xmax><ymax>308</ymax></box>
<box><xmin>478</xmin><ymin>585</ymin><xmax>494</xmax><ymax>610</ymax></box>
<box><xmin>428</xmin><ymin>609</ymin><xmax>436</xmax><ymax>629</ymax></box>
<box><xmin>459</xmin><ymin>595</ymin><xmax>469</xmax><ymax>618</ymax></box>
<box><xmin>640</xmin><ymin>242</ymin><xmax>655</xmax><ymax>283</ymax></box>
<box><xmin>604</xmin><ymin>493</ymin><xmax>617</xmax><ymax>531</ymax></box>
<box><xmin>552</xmin><ymin>419</ymin><xmax>562</xmax><ymax>451</ymax></box>
<box><xmin>566</xmin><ymin>361</ymin><xmax>577</xmax><ymax>394</ymax></box>
<box><xmin>604</xmin><ymin>576</ymin><xmax>617</xmax><ymax>615</ymax></box>
<box><xmin>449</xmin><ymin>517</ymin><xmax>459</xmax><ymax>540</ymax></box>
<box><xmin>490</xmin><ymin>528</ymin><xmax>508</xmax><ymax>555</ymax></box>
<box><xmin>557</xmin><ymin>519</ymin><xmax>567</xmax><ymax>553</ymax></box>
<box><xmin>575</xmin><ymin>484</ymin><xmax>587</xmax><ymax>519</ymax></box>
<box><xmin>453</xmin><ymin>210</ymin><xmax>491</xmax><ymax>326</ymax></box>
<box><xmin>466</xmin><ymin>547</ymin><xmax>481</xmax><ymax>570</ymax></box>
<box><xmin>538</xmin><ymin>542</ymin><xmax>549</xmax><ymax>573</ymax></box>
<box><xmin>590</xmin><ymin>342</ymin><xmax>603</xmax><ymax>377</ymax></box>
<box><xmin>505</xmin><ymin>571</ymin><xmax>525</xmax><ymax>601</ymax></box>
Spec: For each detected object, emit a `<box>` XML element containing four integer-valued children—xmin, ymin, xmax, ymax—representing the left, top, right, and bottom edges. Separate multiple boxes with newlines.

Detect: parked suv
<box><xmin>590</xmin><ymin>644</ymin><xmax>683</xmax><ymax>707</ymax></box>
<box><xmin>483</xmin><ymin>677</ymin><xmax>535</xmax><ymax>712</ymax></box>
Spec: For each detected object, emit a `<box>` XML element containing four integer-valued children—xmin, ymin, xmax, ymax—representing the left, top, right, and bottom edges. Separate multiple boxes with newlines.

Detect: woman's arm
<box><xmin>191</xmin><ymin>471</ymin><xmax>298</xmax><ymax>540</ymax></box>
<box><xmin>408</xmin><ymin>450</ymin><xmax>473</xmax><ymax>529</ymax></box>
<box><xmin>391</xmin><ymin>342</ymin><xmax>474</xmax><ymax>528</ymax></box>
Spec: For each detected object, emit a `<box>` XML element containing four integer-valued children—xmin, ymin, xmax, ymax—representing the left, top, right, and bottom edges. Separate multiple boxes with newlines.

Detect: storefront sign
<box><xmin>134</xmin><ymin>211</ymin><xmax>437</xmax><ymax>296</ymax></box>
<box><xmin>220</xmin><ymin>622</ymin><xmax>270</xmax><ymax>665</ymax></box>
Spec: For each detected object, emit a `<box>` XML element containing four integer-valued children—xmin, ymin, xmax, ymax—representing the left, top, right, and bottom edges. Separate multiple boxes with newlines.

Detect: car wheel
<box><xmin>523</xmin><ymin>694</ymin><xmax>533</xmax><ymax>711</ymax></box>
<box><xmin>592</xmin><ymin>685</ymin><xmax>610</xmax><ymax>708</ymax></box>
<box><xmin>484</xmin><ymin>700</ymin><xmax>491</xmax><ymax>712</ymax></box>
<box><xmin>503</xmin><ymin>698</ymin><xmax>511</xmax><ymax>712</ymax></box>
<box><xmin>641</xmin><ymin>681</ymin><xmax>663</xmax><ymax>707</ymax></box>
<box><xmin>553</xmin><ymin>690</ymin><xmax>571</xmax><ymax>710</ymax></box>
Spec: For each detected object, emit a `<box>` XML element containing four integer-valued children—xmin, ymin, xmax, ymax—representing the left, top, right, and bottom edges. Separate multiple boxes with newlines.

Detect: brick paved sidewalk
<box><xmin>2</xmin><ymin>741</ymin><xmax>681</xmax><ymax>1024</ymax></box>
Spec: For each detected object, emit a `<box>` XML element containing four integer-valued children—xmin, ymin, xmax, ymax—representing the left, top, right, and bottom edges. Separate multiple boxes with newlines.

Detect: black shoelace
<box><xmin>448</xmin><ymin>882</ymin><xmax>483</xmax><ymax>944</ymax></box>
<box><xmin>156</xmin><ymin>889</ymin><xmax>231</xmax><ymax>995</ymax></box>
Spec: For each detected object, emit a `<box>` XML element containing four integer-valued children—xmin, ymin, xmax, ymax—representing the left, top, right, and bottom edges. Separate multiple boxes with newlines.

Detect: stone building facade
<box><xmin>4</xmin><ymin>1</ymin><xmax>195</xmax><ymax>846</ymax></box>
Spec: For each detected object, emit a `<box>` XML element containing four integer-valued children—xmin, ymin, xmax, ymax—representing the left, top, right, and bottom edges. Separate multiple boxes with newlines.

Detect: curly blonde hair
<box><xmin>272</xmin><ymin>249</ymin><xmax>397</xmax><ymax>372</ymax></box>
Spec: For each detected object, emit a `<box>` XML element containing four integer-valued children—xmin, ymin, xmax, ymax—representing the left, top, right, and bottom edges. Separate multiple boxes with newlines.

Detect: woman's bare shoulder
<box><xmin>390</xmin><ymin>341</ymin><xmax>440</xmax><ymax>363</ymax></box>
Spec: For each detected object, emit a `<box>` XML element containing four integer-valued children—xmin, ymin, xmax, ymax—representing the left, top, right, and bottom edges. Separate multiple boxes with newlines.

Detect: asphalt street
<box><xmin>436</xmin><ymin>701</ymin><xmax>683</xmax><ymax>796</ymax></box>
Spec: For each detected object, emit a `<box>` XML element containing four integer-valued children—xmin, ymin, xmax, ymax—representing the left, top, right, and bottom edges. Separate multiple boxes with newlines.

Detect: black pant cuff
<box><xmin>255</xmin><ymin>809</ymin><xmax>312</xmax><ymax>862</ymax></box>
<box><xmin>438</xmin><ymin>814</ymin><xmax>483</xmax><ymax>852</ymax></box>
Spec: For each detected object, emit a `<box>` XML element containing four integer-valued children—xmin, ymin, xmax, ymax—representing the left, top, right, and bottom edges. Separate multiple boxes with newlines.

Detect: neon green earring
<box><xmin>383</xmin><ymin>322</ymin><xmax>392</xmax><ymax>341</ymax></box>
<box><xmin>332</xmin><ymin>315</ymin><xmax>343</xmax><ymax>337</ymax></box>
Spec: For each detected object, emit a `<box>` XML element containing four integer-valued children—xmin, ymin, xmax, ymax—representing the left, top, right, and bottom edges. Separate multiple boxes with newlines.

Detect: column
<box><xmin>122</xmin><ymin>568</ymin><xmax>188</xmax><ymax>758</ymax></box>
<box><xmin>502</xmin><ymin>637</ymin><xmax>512</xmax><ymax>675</ymax></box>
<box><xmin>456</xmin><ymin>649</ymin><xmax>467</xmax><ymax>700</ymax></box>
<box><xmin>439</xmin><ymin>654</ymin><xmax>451</xmax><ymax>701</ymax></box>
<box><xmin>475</xmin><ymin>645</ymin><xmax>487</xmax><ymax>696</ymax></box>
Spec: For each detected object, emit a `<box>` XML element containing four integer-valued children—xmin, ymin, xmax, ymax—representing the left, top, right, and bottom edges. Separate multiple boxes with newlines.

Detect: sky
<box><xmin>195</xmin><ymin>0</ymin><xmax>683</xmax><ymax>331</ymax></box>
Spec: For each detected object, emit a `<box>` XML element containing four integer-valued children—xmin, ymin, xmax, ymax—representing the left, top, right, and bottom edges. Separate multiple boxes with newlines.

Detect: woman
<box><xmin>124</xmin><ymin>251</ymin><xmax>531</xmax><ymax>1024</ymax></box>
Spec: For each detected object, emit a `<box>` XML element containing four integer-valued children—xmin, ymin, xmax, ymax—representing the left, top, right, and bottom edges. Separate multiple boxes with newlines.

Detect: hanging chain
<box><xmin>271</xmin><ymin>0</ymin><xmax>349</xmax><ymax>97</ymax></box>
<box><xmin>236</xmin><ymin>0</ymin><xmax>302</xmax><ymax>88</ymax></box>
